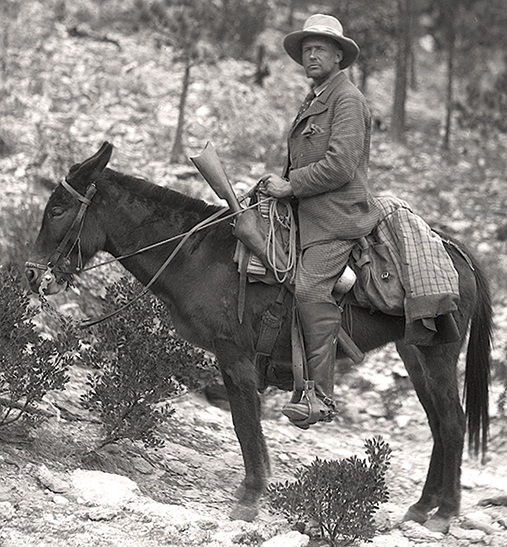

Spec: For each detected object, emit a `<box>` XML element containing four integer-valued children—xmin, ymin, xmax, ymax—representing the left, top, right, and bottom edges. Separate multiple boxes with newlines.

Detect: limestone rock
<box><xmin>261</xmin><ymin>530</ymin><xmax>310</xmax><ymax>547</ymax></box>
<box><xmin>33</xmin><ymin>464</ymin><xmax>70</xmax><ymax>494</ymax></box>
<box><xmin>71</xmin><ymin>469</ymin><xmax>140</xmax><ymax>507</ymax></box>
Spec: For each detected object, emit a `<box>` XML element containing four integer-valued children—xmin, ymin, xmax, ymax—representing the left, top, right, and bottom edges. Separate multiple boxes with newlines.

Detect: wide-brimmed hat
<box><xmin>283</xmin><ymin>14</ymin><xmax>360</xmax><ymax>69</ymax></box>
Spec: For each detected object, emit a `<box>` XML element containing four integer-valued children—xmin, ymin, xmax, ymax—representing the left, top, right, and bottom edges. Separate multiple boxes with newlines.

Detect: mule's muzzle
<box><xmin>24</xmin><ymin>261</ymin><xmax>74</xmax><ymax>295</ymax></box>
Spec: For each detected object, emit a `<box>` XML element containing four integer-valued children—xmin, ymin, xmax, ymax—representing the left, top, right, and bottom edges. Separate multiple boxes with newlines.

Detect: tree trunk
<box><xmin>254</xmin><ymin>44</ymin><xmax>270</xmax><ymax>87</ymax></box>
<box><xmin>286</xmin><ymin>0</ymin><xmax>297</xmax><ymax>28</ymax></box>
<box><xmin>170</xmin><ymin>57</ymin><xmax>191</xmax><ymax>164</ymax></box>
<box><xmin>390</xmin><ymin>0</ymin><xmax>414</xmax><ymax>143</ymax></box>
<box><xmin>442</xmin><ymin>15</ymin><xmax>456</xmax><ymax>150</ymax></box>
<box><xmin>410</xmin><ymin>41</ymin><xmax>418</xmax><ymax>91</ymax></box>
<box><xmin>359</xmin><ymin>67</ymin><xmax>368</xmax><ymax>94</ymax></box>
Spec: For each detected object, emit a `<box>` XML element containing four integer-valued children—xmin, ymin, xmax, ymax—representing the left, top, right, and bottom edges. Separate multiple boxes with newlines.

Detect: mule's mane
<box><xmin>92</xmin><ymin>167</ymin><xmax>237</xmax><ymax>251</ymax></box>
<box><xmin>104</xmin><ymin>167</ymin><xmax>222</xmax><ymax>219</ymax></box>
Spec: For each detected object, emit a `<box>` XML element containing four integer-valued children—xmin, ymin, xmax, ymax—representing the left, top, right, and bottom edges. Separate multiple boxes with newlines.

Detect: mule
<box><xmin>25</xmin><ymin>142</ymin><xmax>492</xmax><ymax>533</ymax></box>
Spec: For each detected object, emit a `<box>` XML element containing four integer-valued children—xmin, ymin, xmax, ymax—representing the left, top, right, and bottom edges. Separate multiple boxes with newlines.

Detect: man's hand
<box><xmin>259</xmin><ymin>174</ymin><xmax>293</xmax><ymax>198</ymax></box>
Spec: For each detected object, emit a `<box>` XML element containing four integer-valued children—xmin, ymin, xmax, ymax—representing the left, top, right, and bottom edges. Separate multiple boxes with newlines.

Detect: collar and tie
<box><xmin>292</xmin><ymin>89</ymin><xmax>316</xmax><ymax>127</ymax></box>
<box><xmin>291</xmin><ymin>73</ymin><xmax>341</xmax><ymax>128</ymax></box>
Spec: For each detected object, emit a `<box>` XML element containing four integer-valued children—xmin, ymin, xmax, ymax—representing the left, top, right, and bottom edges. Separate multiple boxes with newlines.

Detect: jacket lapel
<box><xmin>288</xmin><ymin>72</ymin><xmax>347</xmax><ymax>136</ymax></box>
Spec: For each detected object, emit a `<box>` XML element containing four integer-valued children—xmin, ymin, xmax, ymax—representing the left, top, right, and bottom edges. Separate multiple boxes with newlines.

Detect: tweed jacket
<box><xmin>283</xmin><ymin>71</ymin><xmax>380</xmax><ymax>249</ymax></box>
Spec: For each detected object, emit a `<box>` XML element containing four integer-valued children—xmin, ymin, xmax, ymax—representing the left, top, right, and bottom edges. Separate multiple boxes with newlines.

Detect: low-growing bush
<box><xmin>493</xmin><ymin>354</ymin><xmax>507</xmax><ymax>443</ymax></box>
<box><xmin>268</xmin><ymin>436</ymin><xmax>391</xmax><ymax>547</ymax></box>
<box><xmin>0</xmin><ymin>198</ymin><xmax>44</xmax><ymax>274</ymax></box>
<box><xmin>80</xmin><ymin>276</ymin><xmax>219</xmax><ymax>448</ymax></box>
<box><xmin>0</xmin><ymin>267</ymin><xmax>77</xmax><ymax>427</ymax></box>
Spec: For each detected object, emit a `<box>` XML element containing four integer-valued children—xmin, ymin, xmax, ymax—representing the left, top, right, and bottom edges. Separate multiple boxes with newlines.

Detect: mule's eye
<box><xmin>51</xmin><ymin>206</ymin><xmax>65</xmax><ymax>218</ymax></box>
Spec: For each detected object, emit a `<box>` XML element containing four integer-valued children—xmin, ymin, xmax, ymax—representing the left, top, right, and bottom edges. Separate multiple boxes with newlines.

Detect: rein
<box><xmin>31</xmin><ymin>176</ymin><xmax>276</xmax><ymax>328</ymax></box>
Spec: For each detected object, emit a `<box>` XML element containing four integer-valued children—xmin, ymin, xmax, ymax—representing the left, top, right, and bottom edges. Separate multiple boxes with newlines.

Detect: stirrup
<box><xmin>282</xmin><ymin>381</ymin><xmax>335</xmax><ymax>429</ymax></box>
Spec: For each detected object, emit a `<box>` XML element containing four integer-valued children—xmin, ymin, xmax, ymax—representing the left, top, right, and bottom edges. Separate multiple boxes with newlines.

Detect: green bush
<box><xmin>80</xmin><ymin>276</ymin><xmax>219</xmax><ymax>448</ymax></box>
<box><xmin>0</xmin><ymin>267</ymin><xmax>76</xmax><ymax>427</ymax></box>
<box><xmin>268</xmin><ymin>437</ymin><xmax>392</xmax><ymax>547</ymax></box>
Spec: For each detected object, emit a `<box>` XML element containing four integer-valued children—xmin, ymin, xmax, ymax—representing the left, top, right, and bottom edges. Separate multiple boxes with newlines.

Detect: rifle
<box><xmin>190</xmin><ymin>141</ymin><xmax>289</xmax><ymax>276</ymax></box>
<box><xmin>190</xmin><ymin>142</ymin><xmax>364</xmax><ymax>365</ymax></box>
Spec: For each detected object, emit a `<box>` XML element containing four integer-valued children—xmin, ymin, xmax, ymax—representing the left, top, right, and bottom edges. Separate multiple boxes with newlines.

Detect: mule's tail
<box><xmin>464</xmin><ymin>257</ymin><xmax>492</xmax><ymax>460</ymax></box>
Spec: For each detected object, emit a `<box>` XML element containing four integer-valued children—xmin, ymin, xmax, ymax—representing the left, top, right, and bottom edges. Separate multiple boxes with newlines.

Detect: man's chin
<box><xmin>305</xmin><ymin>67</ymin><xmax>321</xmax><ymax>77</ymax></box>
<box><xmin>306</xmin><ymin>69</ymin><xmax>329</xmax><ymax>84</ymax></box>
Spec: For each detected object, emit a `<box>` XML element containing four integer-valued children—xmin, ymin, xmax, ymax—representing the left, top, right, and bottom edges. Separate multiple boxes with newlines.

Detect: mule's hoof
<box><xmin>234</xmin><ymin>483</ymin><xmax>246</xmax><ymax>500</ymax></box>
<box><xmin>230</xmin><ymin>503</ymin><xmax>258</xmax><ymax>522</ymax></box>
<box><xmin>425</xmin><ymin>515</ymin><xmax>451</xmax><ymax>534</ymax></box>
<box><xmin>402</xmin><ymin>507</ymin><xmax>429</xmax><ymax>524</ymax></box>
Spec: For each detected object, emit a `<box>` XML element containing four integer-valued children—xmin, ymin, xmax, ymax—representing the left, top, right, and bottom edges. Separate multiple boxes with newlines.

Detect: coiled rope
<box><xmin>265</xmin><ymin>197</ymin><xmax>297</xmax><ymax>285</ymax></box>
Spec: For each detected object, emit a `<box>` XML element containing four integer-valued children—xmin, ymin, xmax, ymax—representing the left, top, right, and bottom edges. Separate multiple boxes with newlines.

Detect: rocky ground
<box><xmin>1</xmin><ymin>347</ymin><xmax>506</xmax><ymax>547</ymax></box>
<box><xmin>1</xmin><ymin>7</ymin><xmax>507</xmax><ymax>546</ymax></box>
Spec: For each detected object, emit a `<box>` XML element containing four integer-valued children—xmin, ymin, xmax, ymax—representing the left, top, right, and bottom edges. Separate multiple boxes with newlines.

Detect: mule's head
<box><xmin>25</xmin><ymin>142</ymin><xmax>113</xmax><ymax>296</ymax></box>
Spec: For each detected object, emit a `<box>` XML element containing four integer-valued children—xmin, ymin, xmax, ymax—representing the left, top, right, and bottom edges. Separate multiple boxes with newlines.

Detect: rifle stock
<box><xmin>190</xmin><ymin>141</ymin><xmax>242</xmax><ymax>213</ymax></box>
<box><xmin>190</xmin><ymin>141</ymin><xmax>290</xmax><ymax>279</ymax></box>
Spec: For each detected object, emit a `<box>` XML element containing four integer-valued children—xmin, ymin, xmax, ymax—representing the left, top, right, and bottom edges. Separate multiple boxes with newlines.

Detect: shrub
<box><xmin>0</xmin><ymin>267</ymin><xmax>77</xmax><ymax>427</ymax></box>
<box><xmin>0</xmin><ymin>198</ymin><xmax>44</xmax><ymax>273</ymax></box>
<box><xmin>80</xmin><ymin>276</ymin><xmax>219</xmax><ymax>448</ymax></box>
<box><xmin>268</xmin><ymin>437</ymin><xmax>392</xmax><ymax>547</ymax></box>
<box><xmin>493</xmin><ymin>354</ymin><xmax>507</xmax><ymax>442</ymax></box>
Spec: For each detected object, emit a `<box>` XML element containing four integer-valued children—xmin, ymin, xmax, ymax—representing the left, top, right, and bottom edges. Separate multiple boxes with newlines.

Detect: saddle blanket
<box><xmin>368</xmin><ymin>195</ymin><xmax>461</xmax><ymax>345</ymax></box>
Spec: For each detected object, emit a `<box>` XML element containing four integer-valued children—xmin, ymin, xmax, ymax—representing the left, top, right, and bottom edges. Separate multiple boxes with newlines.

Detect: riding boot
<box><xmin>282</xmin><ymin>301</ymin><xmax>341</xmax><ymax>428</ymax></box>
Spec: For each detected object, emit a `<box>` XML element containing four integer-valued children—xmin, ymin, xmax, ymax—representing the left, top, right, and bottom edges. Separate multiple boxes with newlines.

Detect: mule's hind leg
<box><xmin>396</xmin><ymin>343</ymin><xmax>443</xmax><ymax>522</ymax></box>
<box><xmin>215</xmin><ymin>340</ymin><xmax>269</xmax><ymax>522</ymax></box>
<box><xmin>396</xmin><ymin>341</ymin><xmax>465</xmax><ymax>533</ymax></box>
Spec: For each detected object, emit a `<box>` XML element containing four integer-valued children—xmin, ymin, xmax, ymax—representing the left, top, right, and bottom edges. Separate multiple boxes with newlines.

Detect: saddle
<box><xmin>236</xmin><ymin>193</ymin><xmax>462</xmax><ymax>359</ymax></box>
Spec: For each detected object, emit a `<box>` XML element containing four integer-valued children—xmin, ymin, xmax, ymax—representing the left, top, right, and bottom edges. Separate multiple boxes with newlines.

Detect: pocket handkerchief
<box><xmin>302</xmin><ymin>123</ymin><xmax>324</xmax><ymax>136</ymax></box>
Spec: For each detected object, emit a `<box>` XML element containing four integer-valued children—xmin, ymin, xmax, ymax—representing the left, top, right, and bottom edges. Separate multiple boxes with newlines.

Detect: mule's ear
<box><xmin>69</xmin><ymin>142</ymin><xmax>113</xmax><ymax>184</ymax></box>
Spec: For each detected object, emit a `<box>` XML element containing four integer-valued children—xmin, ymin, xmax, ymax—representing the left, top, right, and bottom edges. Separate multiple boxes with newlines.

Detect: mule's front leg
<box><xmin>216</xmin><ymin>341</ymin><xmax>270</xmax><ymax>522</ymax></box>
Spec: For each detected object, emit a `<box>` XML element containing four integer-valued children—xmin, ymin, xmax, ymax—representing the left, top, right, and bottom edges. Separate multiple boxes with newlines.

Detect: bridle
<box><xmin>49</xmin><ymin>179</ymin><xmax>98</xmax><ymax>272</ymax></box>
<box><xmin>25</xmin><ymin>178</ymin><xmax>98</xmax><ymax>294</ymax></box>
<box><xmin>26</xmin><ymin>176</ymin><xmax>269</xmax><ymax>327</ymax></box>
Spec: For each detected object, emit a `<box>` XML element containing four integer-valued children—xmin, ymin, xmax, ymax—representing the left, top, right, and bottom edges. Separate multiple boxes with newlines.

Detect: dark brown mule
<box><xmin>25</xmin><ymin>143</ymin><xmax>492</xmax><ymax>533</ymax></box>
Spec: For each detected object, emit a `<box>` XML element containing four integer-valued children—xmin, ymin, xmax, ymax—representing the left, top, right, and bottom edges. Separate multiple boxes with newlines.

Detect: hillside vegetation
<box><xmin>1</xmin><ymin>2</ymin><xmax>507</xmax><ymax>546</ymax></box>
<box><xmin>2</xmin><ymin>0</ymin><xmax>506</xmax><ymax>349</ymax></box>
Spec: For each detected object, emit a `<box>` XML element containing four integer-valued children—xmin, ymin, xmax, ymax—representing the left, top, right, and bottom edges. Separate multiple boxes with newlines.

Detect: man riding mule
<box><xmin>24</xmin><ymin>15</ymin><xmax>492</xmax><ymax>536</ymax></box>
<box><xmin>256</xmin><ymin>14</ymin><xmax>381</xmax><ymax>429</ymax></box>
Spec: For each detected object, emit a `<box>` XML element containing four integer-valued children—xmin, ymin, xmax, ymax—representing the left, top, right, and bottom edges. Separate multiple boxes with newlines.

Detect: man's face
<box><xmin>301</xmin><ymin>36</ymin><xmax>342</xmax><ymax>86</ymax></box>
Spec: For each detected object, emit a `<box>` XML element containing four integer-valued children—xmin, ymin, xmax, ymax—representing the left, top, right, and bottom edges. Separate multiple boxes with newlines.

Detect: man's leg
<box><xmin>283</xmin><ymin>240</ymin><xmax>354</xmax><ymax>427</ymax></box>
